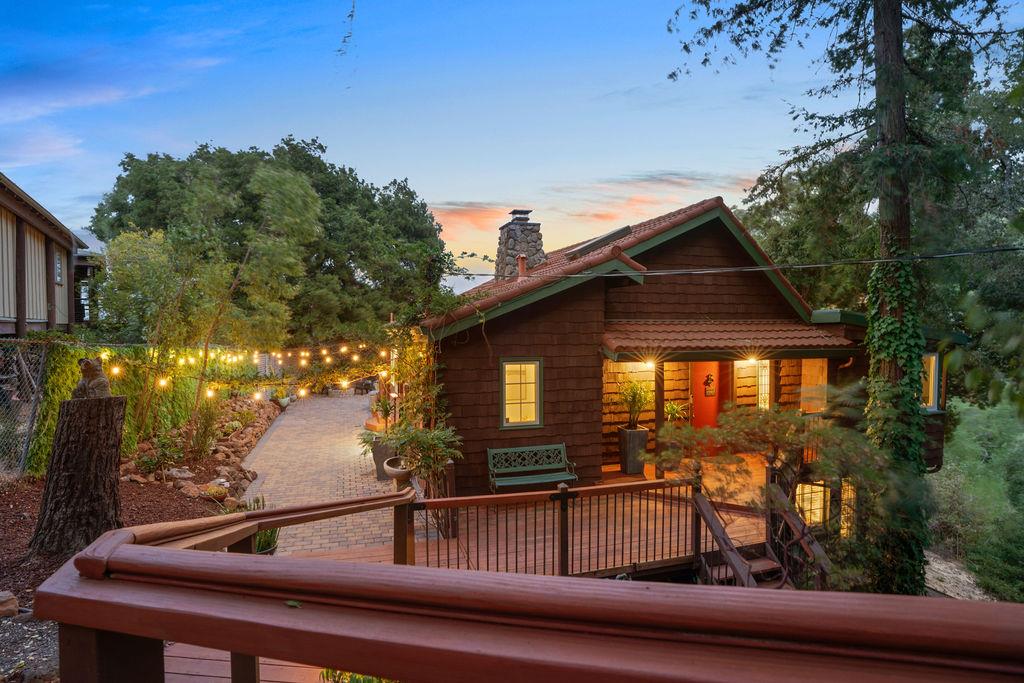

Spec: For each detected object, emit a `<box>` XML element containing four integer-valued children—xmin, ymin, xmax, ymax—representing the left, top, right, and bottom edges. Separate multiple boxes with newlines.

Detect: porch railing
<box><xmin>767</xmin><ymin>483</ymin><xmax>833</xmax><ymax>590</ymax></box>
<box><xmin>413</xmin><ymin>479</ymin><xmax>695</xmax><ymax>577</ymax></box>
<box><xmin>34</xmin><ymin>487</ymin><xmax>1024</xmax><ymax>682</ymax></box>
<box><xmin>692</xmin><ymin>489</ymin><xmax>757</xmax><ymax>587</ymax></box>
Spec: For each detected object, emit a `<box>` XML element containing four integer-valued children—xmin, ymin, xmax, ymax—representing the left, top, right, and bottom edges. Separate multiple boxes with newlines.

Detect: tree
<box><xmin>668</xmin><ymin>0</ymin><xmax>1020</xmax><ymax>593</ymax></box>
<box><xmin>91</xmin><ymin>137</ymin><xmax>461</xmax><ymax>345</ymax></box>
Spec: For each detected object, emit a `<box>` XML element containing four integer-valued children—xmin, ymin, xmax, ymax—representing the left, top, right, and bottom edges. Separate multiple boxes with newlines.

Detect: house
<box><xmin>423</xmin><ymin>197</ymin><xmax>949</xmax><ymax>505</ymax></box>
<box><xmin>0</xmin><ymin>171</ymin><xmax>88</xmax><ymax>336</ymax></box>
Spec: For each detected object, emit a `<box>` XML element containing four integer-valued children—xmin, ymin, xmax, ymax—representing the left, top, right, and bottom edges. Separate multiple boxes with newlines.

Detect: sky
<box><xmin>1</xmin><ymin>1</ymin><xmax>837</xmax><ymax>287</ymax></box>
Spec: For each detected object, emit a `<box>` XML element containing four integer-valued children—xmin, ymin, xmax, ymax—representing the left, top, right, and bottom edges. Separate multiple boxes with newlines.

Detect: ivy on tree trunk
<box><xmin>864</xmin><ymin>0</ymin><xmax>927</xmax><ymax>595</ymax></box>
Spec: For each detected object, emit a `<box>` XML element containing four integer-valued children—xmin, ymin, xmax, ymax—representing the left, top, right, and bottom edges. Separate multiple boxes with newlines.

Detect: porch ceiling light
<box><xmin>643</xmin><ymin>360</ymin><xmax>655</xmax><ymax>369</ymax></box>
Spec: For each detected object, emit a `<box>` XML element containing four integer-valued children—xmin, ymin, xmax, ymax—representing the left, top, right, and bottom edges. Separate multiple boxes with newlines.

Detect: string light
<box><xmin>252</xmin><ymin>391</ymin><xmax>262</xmax><ymax>400</ymax></box>
<box><xmin>110</xmin><ymin>366</ymin><xmax>121</xmax><ymax>376</ymax></box>
<box><xmin>157</xmin><ymin>377</ymin><xmax>169</xmax><ymax>388</ymax></box>
<box><xmin>341</xmin><ymin>380</ymin><xmax>350</xmax><ymax>389</ymax></box>
<box><xmin>351</xmin><ymin>353</ymin><xmax>360</xmax><ymax>362</ymax></box>
<box><xmin>320</xmin><ymin>348</ymin><xmax>327</xmax><ymax>356</ymax></box>
<box><xmin>379</xmin><ymin>369</ymin><xmax>389</xmax><ymax>378</ymax></box>
<box><xmin>379</xmin><ymin>350</ymin><xmax>387</xmax><ymax>358</ymax></box>
<box><xmin>177</xmin><ymin>357</ymin><xmax>185</xmax><ymax>366</ymax></box>
<box><xmin>325</xmin><ymin>356</ymin><xmax>333</xmax><ymax>364</ymax></box>
<box><xmin>299</xmin><ymin>359</ymin><xmax>308</xmax><ymax>367</ymax></box>
<box><xmin>298</xmin><ymin>388</ymin><xmax>308</xmax><ymax>397</ymax></box>
<box><xmin>206</xmin><ymin>388</ymin><xmax>215</xmax><ymax>398</ymax></box>
<box><xmin>340</xmin><ymin>345</ymin><xmax>348</xmax><ymax>353</ymax></box>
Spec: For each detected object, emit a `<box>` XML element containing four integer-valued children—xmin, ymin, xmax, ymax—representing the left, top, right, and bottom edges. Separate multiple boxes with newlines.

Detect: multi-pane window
<box><xmin>54</xmin><ymin>252</ymin><xmax>64</xmax><ymax>284</ymax></box>
<box><xmin>840</xmin><ymin>480</ymin><xmax>857</xmax><ymax>538</ymax></box>
<box><xmin>734</xmin><ymin>359</ymin><xmax>771</xmax><ymax>410</ymax></box>
<box><xmin>756</xmin><ymin>360</ymin><xmax>770</xmax><ymax>410</ymax></box>
<box><xmin>921</xmin><ymin>353</ymin><xmax>940</xmax><ymax>410</ymax></box>
<box><xmin>795</xmin><ymin>481</ymin><xmax>830</xmax><ymax>527</ymax></box>
<box><xmin>501</xmin><ymin>359</ymin><xmax>541</xmax><ymax>427</ymax></box>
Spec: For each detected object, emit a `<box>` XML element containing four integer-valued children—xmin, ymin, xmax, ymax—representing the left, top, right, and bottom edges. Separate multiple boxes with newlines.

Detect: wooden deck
<box><xmin>166</xmin><ymin>644</ymin><xmax>321</xmax><ymax>682</ymax></box>
<box><xmin>294</xmin><ymin>487</ymin><xmax>765</xmax><ymax>578</ymax></box>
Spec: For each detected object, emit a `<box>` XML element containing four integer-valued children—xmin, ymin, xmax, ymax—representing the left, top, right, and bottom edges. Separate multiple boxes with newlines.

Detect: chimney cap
<box><xmin>509</xmin><ymin>208</ymin><xmax>533</xmax><ymax>222</ymax></box>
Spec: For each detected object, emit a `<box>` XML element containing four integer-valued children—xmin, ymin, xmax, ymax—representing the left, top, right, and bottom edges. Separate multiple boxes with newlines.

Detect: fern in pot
<box><xmin>618</xmin><ymin>379</ymin><xmax>653</xmax><ymax>475</ymax></box>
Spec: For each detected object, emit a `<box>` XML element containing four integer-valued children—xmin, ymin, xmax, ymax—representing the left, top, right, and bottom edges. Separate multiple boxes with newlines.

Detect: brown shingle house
<box><xmin>423</xmin><ymin>197</ymin><xmax>948</xmax><ymax>497</ymax></box>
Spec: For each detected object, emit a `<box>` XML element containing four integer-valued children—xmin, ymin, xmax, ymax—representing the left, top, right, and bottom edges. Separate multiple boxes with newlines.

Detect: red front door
<box><xmin>691</xmin><ymin>361</ymin><xmax>721</xmax><ymax>428</ymax></box>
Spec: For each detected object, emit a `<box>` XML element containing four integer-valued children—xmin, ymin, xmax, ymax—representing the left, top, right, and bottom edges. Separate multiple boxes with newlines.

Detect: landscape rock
<box><xmin>181</xmin><ymin>483</ymin><xmax>201</xmax><ymax>498</ymax></box>
<box><xmin>127</xmin><ymin>474</ymin><xmax>148</xmax><ymax>484</ymax></box>
<box><xmin>223</xmin><ymin>496</ymin><xmax>240</xmax><ymax>511</ymax></box>
<box><xmin>167</xmin><ymin>467</ymin><xmax>195</xmax><ymax>480</ymax></box>
<box><xmin>0</xmin><ymin>590</ymin><xmax>18</xmax><ymax>617</ymax></box>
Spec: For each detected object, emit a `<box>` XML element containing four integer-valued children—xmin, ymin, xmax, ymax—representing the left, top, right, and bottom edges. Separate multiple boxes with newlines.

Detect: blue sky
<box><xmin>1</xmin><ymin>1</ymin><xmax>833</xmax><ymax>277</ymax></box>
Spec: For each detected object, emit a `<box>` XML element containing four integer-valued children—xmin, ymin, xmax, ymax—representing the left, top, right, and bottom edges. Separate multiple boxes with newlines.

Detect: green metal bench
<box><xmin>487</xmin><ymin>443</ymin><xmax>577</xmax><ymax>492</ymax></box>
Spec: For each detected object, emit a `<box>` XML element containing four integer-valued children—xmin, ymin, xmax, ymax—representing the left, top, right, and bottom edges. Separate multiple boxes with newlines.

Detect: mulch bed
<box><xmin>0</xmin><ymin>477</ymin><xmax>219</xmax><ymax>609</ymax></box>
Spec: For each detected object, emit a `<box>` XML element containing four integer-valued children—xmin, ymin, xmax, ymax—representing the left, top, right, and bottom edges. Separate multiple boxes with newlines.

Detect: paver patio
<box><xmin>243</xmin><ymin>393</ymin><xmax>393</xmax><ymax>554</ymax></box>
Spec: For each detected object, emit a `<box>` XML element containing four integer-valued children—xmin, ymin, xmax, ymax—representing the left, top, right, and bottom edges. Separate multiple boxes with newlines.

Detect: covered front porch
<box><xmin>598</xmin><ymin>319</ymin><xmax>858</xmax><ymax>498</ymax></box>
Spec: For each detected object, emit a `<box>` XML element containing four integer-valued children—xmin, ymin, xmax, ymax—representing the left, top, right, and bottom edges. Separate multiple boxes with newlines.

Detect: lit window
<box><xmin>734</xmin><ymin>359</ymin><xmax>771</xmax><ymax>410</ymax></box>
<box><xmin>795</xmin><ymin>481</ymin><xmax>830</xmax><ymax>527</ymax></box>
<box><xmin>840</xmin><ymin>480</ymin><xmax>856</xmax><ymax>538</ymax></box>
<box><xmin>921</xmin><ymin>353</ymin><xmax>940</xmax><ymax>410</ymax></box>
<box><xmin>800</xmin><ymin>358</ymin><xmax>828</xmax><ymax>414</ymax></box>
<box><xmin>501</xmin><ymin>359</ymin><xmax>541</xmax><ymax>427</ymax></box>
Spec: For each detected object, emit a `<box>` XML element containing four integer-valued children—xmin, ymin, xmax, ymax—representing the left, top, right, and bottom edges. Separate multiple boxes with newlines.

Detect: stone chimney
<box><xmin>495</xmin><ymin>209</ymin><xmax>545</xmax><ymax>279</ymax></box>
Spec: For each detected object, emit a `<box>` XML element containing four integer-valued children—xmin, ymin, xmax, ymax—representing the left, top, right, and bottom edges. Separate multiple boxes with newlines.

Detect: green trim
<box><xmin>811</xmin><ymin>309</ymin><xmax>868</xmax><ymax>326</ymax></box>
<box><xmin>427</xmin><ymin>258</ymin><xmax>645</xmax><ymax>340</ymax></box>
<box><xmin>602</xmin><ymin>346</ymin><xmax>859</xmax><ymax>362</ymax></box>
<box><xmin>622</xmin><ymin>208</ymin><xmax>811</xmax><ymax>322</ymax></box>
<box><xmin>499</xmin><ymin>357</ymin><xmax>544</xmax><ymax>429</ymax></box>
<box><xmin>812</xmin><ymin>308</ymin><xmax>970</xmax><ymax>345</ymax></box>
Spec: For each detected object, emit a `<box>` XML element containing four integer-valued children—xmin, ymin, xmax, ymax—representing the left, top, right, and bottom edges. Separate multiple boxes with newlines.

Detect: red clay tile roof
<box><xmin>602</xmin><ymin>320</ymin><xmax>855</xmax><ymax>354</ymax></box>
<box><xmin>424</xmin><ymin>196</ymin><xmax>812</xmax><ymax>330</ymax></box>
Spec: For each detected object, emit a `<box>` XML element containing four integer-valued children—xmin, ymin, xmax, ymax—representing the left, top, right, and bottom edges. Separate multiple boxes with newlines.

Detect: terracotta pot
<box><xmin>618</xmin><ymin>426</ymin><xmax>649</xmax><ymax>475</ymax></box>
<box><xmin>383</xmin><ymin>455</ymin><xmax>414</xmax><ymax>489</ymax></box>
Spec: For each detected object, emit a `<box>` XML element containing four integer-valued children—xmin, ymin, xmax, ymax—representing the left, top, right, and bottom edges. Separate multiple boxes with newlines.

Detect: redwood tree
<box><xmin>668</xmin><ymin>0</ymin><xmax>1020</xmax><ymax>593</ymax></box>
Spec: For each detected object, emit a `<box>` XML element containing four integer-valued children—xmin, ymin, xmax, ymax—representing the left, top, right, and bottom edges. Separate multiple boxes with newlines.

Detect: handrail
<box><xmin>693</xmin><ymin>491</ymin><xmax>757</xmax><ymax>588</ymax></box>
<box><xmin>35</xmin><ymin>542</ymin><xmax>1024</xmax><ymax>681</ymax></box>
<box><xmin>768</xmin><ymin>483</ymin><xmax>833</xmax><ymax>577</ymax></box>
<box><xmin>419</xmin><ymin>478</ymin><xmax>681</xmax><ymax>509</ymax></box>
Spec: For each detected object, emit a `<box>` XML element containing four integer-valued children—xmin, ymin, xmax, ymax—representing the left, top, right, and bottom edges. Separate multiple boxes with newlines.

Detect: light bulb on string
<box><xmin>110</xmin><ymin>366</ymin><xmax>121</xmax><ymax>377</ymax></box>
<box><xmin>298</xmin><ymin>388</ymin><xmax>308</xmax><ymax>397</ymax></box>
<box><xmin>351</xmin><ymin>353</ymin><xmax>360</xmax><ymax>362</ymax></box>
<box><xmin>379</xmin><ymin>350</ymin><xmax>387</xmax><ymax>359</ymax></box>
<box><xmin>341</xmin><ymin>380</ymin><xmax>350</xmax><ymax>389</ymax></box>
<box><xmin>206</xmin><ymin>388</ymin><xmax>215</xmax><ymax>398</ymax></box>
<box><xmin>157</xmin><ymin>377</ymin><xmax>169</xmax><ymax>388</ymax></box>
<box><xmin>325</xmin><ymin>356</ymin><xmax>333</xmax><ymax>364</ymax></box>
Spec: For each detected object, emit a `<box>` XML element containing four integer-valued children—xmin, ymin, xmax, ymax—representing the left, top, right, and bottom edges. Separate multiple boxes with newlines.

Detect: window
<box><xmin>921</xmin><ymin>353</ymin><xmax>940</xmax><ymax>410</ymax></box>
<box><xmin>840</xmin><ymin>480</ymin><xmax>857</xmax><ymax>538</ymax></box>
<box><xmin>800</xmin><ymin>358</ymin><xmax>828</xmax><ymax>414</ymax></box>
<box><xmin>733</xmin><ymin>359</ymin><xmax>771</xmax><ymax>410</ymax></box>
<box><xmin>795</xmin><ymin>481</ymin><xmax>830</xmax><ymax>527</ymax></box>
<box><xmin>501</xmin><ymin>359</ymin><xmax>542</xmax><ymax>427</ymax></box>
<box><xmin>54</xmin><ymin>251</ymin><xmax>64</xmax><ymax>285</ymax></box>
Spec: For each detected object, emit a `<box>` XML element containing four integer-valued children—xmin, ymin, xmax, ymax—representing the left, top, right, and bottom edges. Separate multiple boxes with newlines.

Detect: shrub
<box><xmin>222</xmin><ymin>420</ymin><xmax>243</xmax><ymax>436</ymax></box>
<box><xmin>135</xmin><ymin>434</ymin><xmax>183</xmax><ymax>475</ymax></box>
<box><xmin>235</xmin><ymin>409</ymin><xmax>258</xmax><ymax>428</ymax></box>
<box><xmin>617</xmin><ymin>379</ymin><xmax>652</xmax><ymax>430</ymax></box>
<box><xmin>968</xmin><ymin>513</ymin><xmax>1024</xmax><ymax>602</ymax></box>
<box><xmin>187</xmin><ymin>398</ymin><xmax>222</xmax><ymax>460</ymax></box>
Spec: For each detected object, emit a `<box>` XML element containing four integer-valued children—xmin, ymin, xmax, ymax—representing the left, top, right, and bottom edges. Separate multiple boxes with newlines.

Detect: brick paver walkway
<box><xmin>243</xmin><ymin>393</ymin><xmax>392</xmax><ymax>554</ymax></box>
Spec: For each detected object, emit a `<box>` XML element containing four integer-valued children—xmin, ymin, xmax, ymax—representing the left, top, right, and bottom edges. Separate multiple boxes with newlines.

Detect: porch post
<box><xmin>15</xmin><ymin>217</ymin><xmax>26</xmax><ymax>337</ymax></box>
<box><xmin>654</xmin><ymin>361</ymin><xmax>665</xmax><ymax>468</ymax></box>
<box><xmin>58</xmin><ymin>623</ymin><xmax>164</xmax><ymax>682</ymax></box>
<box><xmin>227</xmin><ymin>535</ymin><xmax>261</xmax><ymax>683</ymax></box>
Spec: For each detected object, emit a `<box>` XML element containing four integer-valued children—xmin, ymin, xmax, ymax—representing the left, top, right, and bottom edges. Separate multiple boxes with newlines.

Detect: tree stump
<box><xmin>29</xmin><ymin>396</ymin><xmax>126</xmax><ymax>558</ymax></box>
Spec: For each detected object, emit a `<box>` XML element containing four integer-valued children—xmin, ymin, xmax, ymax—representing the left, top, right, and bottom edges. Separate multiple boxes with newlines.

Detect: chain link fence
<box><xmin>0</xmin><ymin>340</ymin><xmax>48</xmax><ymax>475</ymax></box>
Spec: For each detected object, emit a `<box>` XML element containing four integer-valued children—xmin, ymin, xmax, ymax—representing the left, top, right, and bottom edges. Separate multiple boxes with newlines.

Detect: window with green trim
<box><xmin>501</xmin><ymin>359</ymin><xmax>541</xmax><ymax>427</ymax></box>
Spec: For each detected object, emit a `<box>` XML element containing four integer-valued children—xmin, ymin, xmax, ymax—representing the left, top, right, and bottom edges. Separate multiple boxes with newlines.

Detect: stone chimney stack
<box><xmin>495</xmin><ymin>209</ymin><xmax>545</xmax><ymax>280</ymax></box>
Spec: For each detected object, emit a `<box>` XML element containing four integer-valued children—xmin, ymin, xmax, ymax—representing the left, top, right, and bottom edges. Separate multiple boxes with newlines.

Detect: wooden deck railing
<box><xmin>692</xmin><ymin>490</ymin><xmax>758</xmax><ymax>587</ymax></box>
<box><xmin>412</xmin><ymin>479</ymin><xmax>695</xmax><ymax>577</ymax></box>
<box><xmin>33</xmin><ymin>485</ymin><xmax>1024</xmax><ymax>682</ymax></box>
<box><xmin>767</xmin><ymin>483</ymin><xmax>833</xmax><ymax>590</ymax></box>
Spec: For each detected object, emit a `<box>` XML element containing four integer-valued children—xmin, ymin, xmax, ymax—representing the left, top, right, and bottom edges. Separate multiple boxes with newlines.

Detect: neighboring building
<box><xmin>423</xmin><ymin>197</ymin><xmax>950</xmax><ymax>503</ymax></box>
<box><xmin>0</xmin><ymin>172</ymin><xmax>88</xmax><ymax>336</ymax></box>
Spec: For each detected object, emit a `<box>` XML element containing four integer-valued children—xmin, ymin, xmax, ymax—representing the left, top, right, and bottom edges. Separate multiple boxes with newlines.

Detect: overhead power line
<box><xmin>454</xmin><ymin>245</ymin><xmax>1024</xmax><ymax>279</ymax></box>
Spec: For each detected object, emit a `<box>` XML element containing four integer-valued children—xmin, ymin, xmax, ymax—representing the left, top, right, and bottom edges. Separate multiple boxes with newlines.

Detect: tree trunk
<box><xmin>29</xmin><ymin>396</ymin><xmax>126</xmax><ymax>558</ymax></box>
<box><xmin>868</xmin><ymin>0</ymin><xmax>927</xmax><ymax>595</ymax></box>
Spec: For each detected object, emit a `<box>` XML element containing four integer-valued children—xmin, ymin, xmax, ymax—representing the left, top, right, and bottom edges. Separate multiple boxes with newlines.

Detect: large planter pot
<box><xmin>383</xmin><ymin>456</ymin><xmax>414</xmax><ymax>490</ymax></box>
<box><xmin>618</xmin><ymin>426</ymin><xmax>649</xmax><ymax>475</ymax></box>
<box><xmin>371</xmin><ymin>440</ymin><xmax>396</xmax><ymax>482</ymax></box>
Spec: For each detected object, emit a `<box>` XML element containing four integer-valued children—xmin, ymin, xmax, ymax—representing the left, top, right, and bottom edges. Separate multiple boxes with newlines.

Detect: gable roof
<box><xmin>0</xmin><ymin>171</ymin><xmax>88</xmax><ymax>251</ymax></box>
<box><xmin>424</xmin><ymin>196</ymin><xmax>812</xmax><ymax>339</ymax></box>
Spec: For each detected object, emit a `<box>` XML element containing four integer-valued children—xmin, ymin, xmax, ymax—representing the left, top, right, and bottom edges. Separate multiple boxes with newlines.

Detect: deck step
<box><xmin>705</xmin><ymin>555</ymin><xmax>781</xmax><ymax>582</ymax></box>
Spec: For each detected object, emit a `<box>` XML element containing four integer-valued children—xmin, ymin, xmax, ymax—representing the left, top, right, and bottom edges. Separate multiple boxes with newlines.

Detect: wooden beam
<box><xmin>15</xmin><ymin>217</ymin><xmax>26</xmax><ymax>337</ymax></box>
<box><xmin>58</xmin><ymin>623</ymin><xmax>164</xmax><ymax>683</ymax></box>
<box><xmin>0</xmin><ymin>189</ymin><xmax>75</xmax><ymax>251</ymax></box>
<box><xmin>654</xmin><ymin>361</ymin><xmax>665</xmax><ymax>462</ymax></box>
<box><xmin>67</xmin><ymin>244</ymin><xmax>76</xmax><ymax>330</ymax></box>
<box><xmin>45</xmin><ymin>236</ymin><xmax>56</xmax><ymax>329</ymax></box>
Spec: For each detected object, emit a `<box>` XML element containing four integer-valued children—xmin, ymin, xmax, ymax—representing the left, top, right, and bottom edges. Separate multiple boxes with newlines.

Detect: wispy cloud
<box><xmin>0</xmin><ymin>125</ymin><xmax>83</xmax><ymax>167</ymax></box>
<box><xmin>430</xmin><ymin>201</ymin><xmax>511</xmax><ymax>242</ymax></box>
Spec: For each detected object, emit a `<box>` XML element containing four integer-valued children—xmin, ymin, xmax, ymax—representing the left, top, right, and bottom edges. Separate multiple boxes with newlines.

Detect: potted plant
<box><xmin>360</xmin><ymin>395</ymin><xmax>396</xmax><ymax>481</ymax></box>
<box><xmin>664</xmin><ymin>400</ymin><xmax>690</xmax><ymax>425</ymax></box>
<box><xmin>618</xmin><ymin>379</ymin><xmax>653</xmax><ymax>474</ymax></box>
<box><xmin>379</xmin><ymin>420</ymin><xmax>462</xmax><ymax>493</ymax></box>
